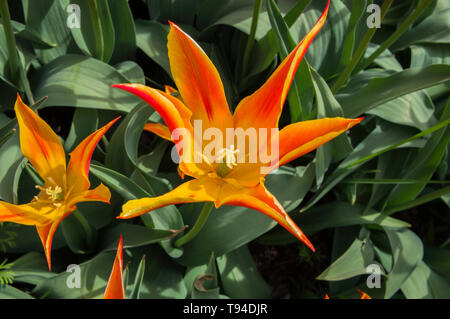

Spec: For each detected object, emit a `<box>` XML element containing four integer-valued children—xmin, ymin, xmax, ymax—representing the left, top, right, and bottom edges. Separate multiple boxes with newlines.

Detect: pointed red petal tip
<box><xmin>111</xmin><ymin>83</ymin><xmax>131</xmax><ymax>89</ymax></box>
<box><xmin>118</xmin><ymin>235</ymin><xmax>123</xmax><ymax>252</ymax></box>
<box><xmin>356</xmin><ymin>117</ymin><xmax>364</xmax><ymax>122</ymax></box>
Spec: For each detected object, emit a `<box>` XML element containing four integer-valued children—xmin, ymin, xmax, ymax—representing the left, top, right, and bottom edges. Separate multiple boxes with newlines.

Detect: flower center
<box><xmin>216</xmin><ymin>146</ymin><xmax>240</xmax><ymax>177</ymax></box>
<box><xmin>35</xmin><ymin>185</ymin><xmax>64</xmax><ymax>207</ymax></box>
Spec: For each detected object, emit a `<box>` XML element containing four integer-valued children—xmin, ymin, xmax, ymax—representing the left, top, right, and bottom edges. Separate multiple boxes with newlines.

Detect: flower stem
<box><xmin>174</xmin><ymin>202</ymin><xmax>214</xmax><ymax>248</ymax></box>
<box><xmin>355</xmin><ymin>0</ymin><xmax>434</xmax><ymax>73</ymax></box>
<box><xmin>241</xmin><ymin>0</ymin><xmax>263</xmax><ymax>77</ymax></box>
<box><xmin>331</xmin><ymin>0</ymin><xmax>394</xmax><ymax>93</ymax></box>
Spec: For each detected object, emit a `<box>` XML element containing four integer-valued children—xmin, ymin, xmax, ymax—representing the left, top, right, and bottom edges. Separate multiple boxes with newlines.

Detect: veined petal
<box><xmin>277</xmin><ymin>117</ymin><xmax>363</xmax><ymax>168</ymax></box>
<box><xmin>104</xmin><ymin>236</ymin><xmax>125</xmax><ymax>299</ymax></box>
<box><xmin>14</xmin><ymin>94</ymin><xmax>67</xmax><ymax>187</ymax></box>
<box><xmin>144</xmin><ymin>123</ymin><xmax>173</xmax><ymax>141</ymax></box>
<box><xmin>0</xmin><ymin>201</ymin><xmax>52</xmax><ymax>225</ymax></box>
<box><xmin>67</xmin><ymin>118</ymin><xmax>120</xmax><ymax>195</ymax></box>
<box><xmin>119</xmin><ymin>178</ymin><xmax>221</xmax><ymax>219</ymax></box>
<box><xmin>113</xmin><ymin>83</ymin><xmax>211</xmax><ymax>178</ymax></box>
<box><xmin>216</xmin><ymin>183</ymin><xmax>315</xmax><ymax>251</ymax></box>
<box><xmin>233</xmin><ymin>0</ymin><xmax>329</xmax><ymax>132</ymax></box>
<box><xmin>112</xmin><ymin>84</ymin><xmax>189</xmax><ymax>140</ymax></box>
<box><xmin>66</xmin><ymin>183</ymin><xmax>111</xmax><ymax>209</ymax></box>
<box><xmin>167</xmin><ymin>22</ymin><xmax>233</xmax><ymax>131</ymax></box>
<box><xmin>36</xmin><ymin>218</ymin><xmax>64</xmax><ymax>271</ymax></box>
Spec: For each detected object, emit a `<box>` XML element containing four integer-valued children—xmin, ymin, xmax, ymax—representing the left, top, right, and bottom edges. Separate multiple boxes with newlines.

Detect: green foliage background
<box><xmin>0</xmin><ymin>0</ymin><xmax>449</xmax><ymax>299</ymax></box>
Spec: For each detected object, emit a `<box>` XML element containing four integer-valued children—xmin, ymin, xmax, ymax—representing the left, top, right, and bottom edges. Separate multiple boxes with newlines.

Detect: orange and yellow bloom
<box><xmin>113</xmin><ymin>0</ymin><xmax>362</xmax><ymax>251</ymax></box>
<box><xmin>104</xmin><ymin>235</ymin><xmax>125</xmax><ymax>299</ymax></box>
<box><xmin>0</xmin><ymin>95</ymin><xmax>118</xmax><ymax>270</ymax></box>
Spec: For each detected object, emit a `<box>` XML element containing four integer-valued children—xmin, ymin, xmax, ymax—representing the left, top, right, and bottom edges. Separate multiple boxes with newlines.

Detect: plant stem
<box><xmin>241</xmin><ymin>0</ymin><xmax>262</xmax><ymax>77</ymax></box>
<box><xmin>355</xmin><ymin>0</ymin><xmax>434</xmax><ymax>73</ymax></box>
<box><xmin>174</xmin><ymin>202</ymin><xmax>214</xmax><ymax>248</ymax></box>
<box><xmin>331</xmin><ymin>0</ymin><xmax>394</xmax><ymax>93</ymax></box>
<box><xmin>0</xmin><ymin>0</ymin><xmax>20</xmax><ymax>84</ymax></box>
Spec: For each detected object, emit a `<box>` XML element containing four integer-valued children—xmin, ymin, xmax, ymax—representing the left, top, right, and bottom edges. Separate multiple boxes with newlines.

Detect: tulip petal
<box><xmin>143</xmin><ymin>123</ymin><xmax>173</xmax><ymax>141</ymax></box>
<box><xmin>14</xmin><ymin>94</ymin><xmax>67</xmax><ymax>187</ymax></box>
<box><xmin>216</xmin><ymin>183</ymin><xmax>315</xmax><ymax>251</ymax></box>
<box><xmin>36</xmin><ymin>218</ymin><xmax>63</xmax><ymax>271</ymax></box>
<box><xmin>233</xmin><ymin>0</ymin><xmax>329</xmax><ymax>132</ymax></box>
<box><xmin>357</xmin><ymin>289</ymin><xmax>372</xmax><ymax>299</ymax></box>
<box><xmin>104</xmin><ymin>235</ymin><xmax>125</xmax><ymax>299</ymax></box>
<box><xmin>119</xmin><ymin>178</ymin><xmax>221</xmax><ymax>219</ymax></box>
<box><xmin>112</xmin><ymin>84</ymin><xmax>189</xmax><ymax>139</ymax></box>
<box><xmin>67</xmin><ymin>118</ymin><xmax>120</xmax><ymax>195</ymax></box>
<box><xmin>113</xmin><ymin>83</ymin><xmax>212</xmax><ymax>178</ymax></box>
<box><xmin>0</xmin><ymin>201</ymin><xmax>52</xmax><ymax>225</ymax></box>
<box><xmin>277</xmin><ymin>117</ymin><xmax>363</xmax><ymax>168</ymax></box>
<box><xmin>66</xmin><ymin>183</ymin><xmax>111</xmax><ymax>209</ymax></box>
<box><xmin>167</xmin><ymin>22</ymin><xmax>233</xmax><ymax>131</ymax></box>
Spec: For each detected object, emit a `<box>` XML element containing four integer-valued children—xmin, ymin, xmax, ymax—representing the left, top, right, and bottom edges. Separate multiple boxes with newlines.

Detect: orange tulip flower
<box><xmin>0</xmin><ymin>95</ymin><xmax>118</xmax><ymax>270</ymax></box>
<box><xmin>104</xmin><ymin>235</ymin><xmax>125</xmax><ymax>299</ymax></box>
<box><xmin>113</xmin><ymin>0</ymin><xmax>362</xmax><ymax>251</ymax></box>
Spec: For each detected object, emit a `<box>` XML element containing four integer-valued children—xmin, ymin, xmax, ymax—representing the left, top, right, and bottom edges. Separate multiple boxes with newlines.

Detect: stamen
<box><xmin>216</xmin><ymin>146</ymin><xmax>240</xmax><ymax>177</ymax></box>
<box><xmin>218</xmin><ymin>146</ymin><xmax>240</xmax><ymax>169</ymax></box>
<box><xmin>46</xmin><ymin>186</ymin><xmax>63</xmax><ymax>201</ymax></box>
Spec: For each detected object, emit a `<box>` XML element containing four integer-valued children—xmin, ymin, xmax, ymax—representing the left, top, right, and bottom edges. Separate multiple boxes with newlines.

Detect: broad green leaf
<box><xmin>107</xmin><ymin>0</ymin><xmax>136</xmax><ymax>63</ymax></box>
<box><xmin>114</xmin><ymin>61</ymin><xmax>145</xmax><ymax>84</ymax></box>
<box><xmin>0</xmin><ymin>133</ymin><xmax>24</xmax><ymax>203</ymax></box>
<box><xmin>64</xmin><ymin>108</ymin><xmax>99</xmax><ymax>152</ymax></box>
<box><xmin>65</xmin><ymin>0</ymin><xmax>115</xmax><ymax>62</ymax></box>
<box><xmin>10</xmin><ymin>252</ymin><xmax>56</xmax><ymax>286</ymax></box>
<box><xmin>0</xmin><ymin>285</ymin><xmax>34</xmax><ymax>299</ymax></box>
<box><xmin>11</xmin><ymin>21</ymin><xmax>56</xmax><ymax>48</ymax></box>
<box><xmin>392</xmin><ymin>0</ymin><xmax>450</xmax><ymax>51</ymax></box>
<box><xmin>135</xmin><ymin>20</ymin><xmax>170</xmax><ymax>76</ymax></box>
<box><xmin>60</xmin><ymin>211</ymin><xmax>97</xmax><ymax>254</ymax></box>
<box><xmin>105</xmin><ymin>103</ymin><xmax>153</xmax><ymax>176</ymax></box>
<box><xmin>266</xmin><ymin>0</ymin><xmax>305</xmax><ymax>122</ymax></box>
<box><xmin>316</xmin><ymin>238</ymin><xmax>378</xmax><ymax>281</ymax></box>
<box><xmin>31</xmin><ymin>55</ymin><xmax>143</xmax><ymax>112</ymax></box>
<box><xmin>258</xmin><ymin>202</ymin><xmax>410</xmax><ymax>246</ymax></box>
<box><xmin>90</xmin><ymin>164</ymin><xmax>184</xmax><ymax>258</ymax></box>
<box><xmin>216</xmin><ymin>245</ymin><xmax>271</xmax><ymax>298</ymax></box>
<box><xmin>32</xmin><ymin>245</ymin><xmax>187</xmax><ymax>299</ymax></box>
<box><xmin>385</xmin><ymin>103</ymin><xmax>450</xmax><ymax>208</ymax></box>
<box><xmin>366</xmin><ymin>91</ymin><xmax>438</xmax><ymax>131</ymax></box>
<box><xmin>302</xmin><ymin>121</ymin><xmax>425</xmax><ymax>212</ymax></box>
<box><xmin>191</xmin><ymin>252</ymin><xmax>221</xmax><ymax>299</ymax></box>
<box><xmin>401</xmin><ymin>261</ymin><xmax>450</xmax><ymax>299</ymax></box>
<box><xmin>129</xmin><ymin>255</ymin><xmax>146</xmax><ymax>299</ymax></box>
<box><xmin>22</xmin><ymin>0</ymin><xmax>74</xmax><ymax>63</ymax></box>
<box><xmin>411</xmin><ymin>44</ymin><xmax>450</xmax><ymax>67</ymax></box>
<box><xmin>90</xmin><ymin>163</ymin><xmax>151</xmax><ymax>200</ymax></box>
<box><xmin>384</xmin><ymin>228</ymin><xmax>424</xmax><ymax>299</ymax></box>
<box><xmin>310</xmin><ymin>67</ymin><xmax>353</xmax><ymax>182</ymax></box>
<box><xmin>337</xmin><ymin>65</ymin><xmax>450</xmax><ymax>117</ymax></box>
